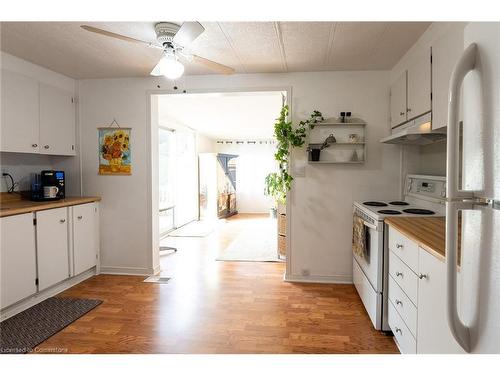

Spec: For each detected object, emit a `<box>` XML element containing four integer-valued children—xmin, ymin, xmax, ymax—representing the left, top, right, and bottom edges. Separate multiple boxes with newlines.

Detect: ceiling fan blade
<box><xmin>190</xmin><ymin>55</ymin><xmax>235</xmax><ymax>74</ymax></box>
<box><xmin>80</xmin><ymin>25</ymin><xmax>162</xmax><ymax>49</ymax></box>
<box><xmin>172</xmin><ymin>22</ymin><xmax>205</xmax><ymax>46</ymax></box>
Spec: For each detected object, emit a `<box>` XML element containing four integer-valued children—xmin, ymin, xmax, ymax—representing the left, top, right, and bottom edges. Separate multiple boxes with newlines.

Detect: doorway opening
<box><xmin>150</xmin><ymin>90</ymin><xmax>287</xmax><ymax>275</ymax></box>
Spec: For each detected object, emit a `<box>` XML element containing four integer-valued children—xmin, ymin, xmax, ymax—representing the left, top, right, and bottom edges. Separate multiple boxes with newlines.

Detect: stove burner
<box><xmin>364</xmin><ymin>201</ymin><xmax>388</xmax><ymax>207</ymax></box>
<box><xmin>378</xmin><ymin>209</ymin><xmax>402</xmax><ymax>215</ymax></box>
<box><xmin>402</xmin><ymin>208</ymin><xmax>435</xmax><ymax>215</ymax></box>
<box><xmin>389</xmin><ymin>201</ymin><xmax>410</xmax><ymax>206</ymax></box>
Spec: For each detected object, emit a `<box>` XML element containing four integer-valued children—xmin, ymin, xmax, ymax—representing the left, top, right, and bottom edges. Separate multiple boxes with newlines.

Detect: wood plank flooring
<box><xmin>35</xmin><ymin>214</ymin><xmax>398</xmax><ymax>354</ymax></box>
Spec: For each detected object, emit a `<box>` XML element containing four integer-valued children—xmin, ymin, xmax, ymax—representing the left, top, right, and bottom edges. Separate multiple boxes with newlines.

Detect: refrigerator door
<box><xmin>451</xmin><ymin>22</ymin><xmax>500</xmax><ymax>353</ymax></box>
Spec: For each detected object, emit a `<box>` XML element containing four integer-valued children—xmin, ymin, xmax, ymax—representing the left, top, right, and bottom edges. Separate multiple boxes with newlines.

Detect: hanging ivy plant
<box><xmin>264</xmin><ymin>105</ymin><xmax>324</xmax><ymax>204</ymax></box>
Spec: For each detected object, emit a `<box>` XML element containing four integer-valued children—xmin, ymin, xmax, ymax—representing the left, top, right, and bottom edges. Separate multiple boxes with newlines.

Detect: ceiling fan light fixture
<box><xmin>151</xmin><ymin>52</ymin><xmax>185</xmax><ymax>80</ymax></box>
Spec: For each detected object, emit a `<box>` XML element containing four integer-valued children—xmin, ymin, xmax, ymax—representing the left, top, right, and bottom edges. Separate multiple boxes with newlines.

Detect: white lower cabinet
<box><xmin>387</xmin><ymin>225</ymin><xmax>465</xmax><ymax>354</ymax></box>
<box><xmin>72</xmin><ymin>203</ymin><xmax>98</xmax><ymax>275</ymax></box>
<box><xmin>36</xmin><ymin>207</ymin><xmax>70</xmax><ymax>290</ymax></box>
<box><xmin>417</xmin><ymin>248</ymin><xmax>465</xmax><ymax>353</ymax></box>
<box><xmin>0</xmin><ymin>202</ymin><xmax>100</xmax><ymax>314</ymax></box>
<box><xmin>0</xmin><ymin>214</ymin><xmax>37</xmax><ymax>309</ymax></box>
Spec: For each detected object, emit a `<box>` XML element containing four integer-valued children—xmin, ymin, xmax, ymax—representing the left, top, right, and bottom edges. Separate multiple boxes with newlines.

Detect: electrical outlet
<box><xmin>301</xmin><ymin>269</ymin><xmax>310</xmax><ymax>277</ymax></box>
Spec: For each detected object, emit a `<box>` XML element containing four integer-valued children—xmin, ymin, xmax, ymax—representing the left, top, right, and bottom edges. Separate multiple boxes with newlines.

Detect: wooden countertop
<box><xmin>0</xmin><ymin>193</ymin><xmax>101</xmax><ymax>218</ymax></box>
<box><xmin>385</xmin><ymin>216</ymin><xmax>460</xmax><ymax>263</ymax></box>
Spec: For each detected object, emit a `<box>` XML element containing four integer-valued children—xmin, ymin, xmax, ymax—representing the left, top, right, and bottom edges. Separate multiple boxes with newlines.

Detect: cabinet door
<box><xmin>73</xmin><ymin>203</ymin><xmax>98</xmax><ymax>275</ymax></box>
<box><xmin>0</xmin><ymin>214</ymin><xmax>37</xmax><ymax>309</ymax></box>
<box><xmin>0</xmin><ymin>70</ymin><xmax>40</xmax><ymax>153</ymax></box>
<box><xmin>390</xmin><ymin>71</ymin><xmax>407</xmax><ymax>128</ymax></box>
<box><xmin>39</xmin><ymin>83</ymin><xmax>76</xmax><ymax>156</ymax></box>
<box><xmin>417</xmin><ymin>248</ymin><xmax>465</xmax><ymax>353</ymax></box>
<box><xmin>407</xmin><ymin>49</ymin><xmax>432</xmax><ymax>119</ymax></box>
<box><xmin>36</xmin><ymin>207</ymin><xmax>70</xmax><ymax>290</ymax></box>
<box><xmin>432</xmin><ymin>27</ymin><xmax>464</xmax><ymax>130</ymax></box>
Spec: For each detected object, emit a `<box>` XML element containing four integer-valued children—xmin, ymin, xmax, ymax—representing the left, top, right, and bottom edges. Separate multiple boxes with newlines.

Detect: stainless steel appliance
<box><xmin>352</xmin><ymin>174</ymin><xmax>446</xmax><ymax>331</ymax></box>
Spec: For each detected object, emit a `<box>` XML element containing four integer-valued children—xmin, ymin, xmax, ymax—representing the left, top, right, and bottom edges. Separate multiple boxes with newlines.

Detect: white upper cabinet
<box><xmin>0</xmin><ymin>69</ymin><xmax>76</xmax><ymax>156</ymax></box>
<box><xmin>407</xmin><ymin>49</ymin><xmax>432</xmax><ymax>120</ymax></box>
<box><xmin>432</xmin><ymin>27</ymin><xmax>464</xmax><ymax>130</ymax></box>
<box><xmin>36</xmin><ymin>207</ymin><xmax>70</xmax><ymax>291</ymax></box>
<box><xmin>0</xmin><ymin>213</ymin><xmax>37</xmax><ymax>309</ymax></box>
<box><xmin>390</xmin><ymin>71</ymin><xmax>408</xmax><ymax>128</ymax></box>
<box><xmin>39</xmin><ymin>83</ymin><xmax>76</xmax><ymax>155</ymax></box>
<box><xmin>1</xmin><ymin>70</ymin><xmax>40</xmax><ymax>153</ymax></box>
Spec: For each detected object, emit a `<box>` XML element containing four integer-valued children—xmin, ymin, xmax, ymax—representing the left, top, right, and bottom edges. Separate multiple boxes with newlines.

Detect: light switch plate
<box><xmin>293</xmin><ymin>159</ymin><xmax>306</xmax><ymax>177</ymax></box>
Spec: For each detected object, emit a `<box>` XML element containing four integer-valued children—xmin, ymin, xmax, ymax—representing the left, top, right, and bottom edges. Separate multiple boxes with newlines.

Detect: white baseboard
<box><xmin>99</xmin><ymin>266</ymin><xmax>155</xmax><ymax>276</ymax></box>
<box><xmin>0</xmin><ymin>268</ymin><xmax>96</xmax><ymax>322</ymax></box>
<box><xmin>284</xmin><ymin>273</ymin><xmax>352</xmax><ymax>284</ymax></box>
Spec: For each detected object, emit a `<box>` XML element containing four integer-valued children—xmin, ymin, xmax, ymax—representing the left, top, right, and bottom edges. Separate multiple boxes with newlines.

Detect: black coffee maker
<box><xmin>30</xmin><ymin>170</ymin><xmax>65</xmax><ymax>201</ymax></box>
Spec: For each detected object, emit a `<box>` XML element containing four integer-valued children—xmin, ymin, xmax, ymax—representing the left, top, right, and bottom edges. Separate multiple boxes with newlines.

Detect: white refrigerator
<box><xmin>446</xmin><ymin>22</ymin><xmax>500</xmax><ymax>353</ymax></box>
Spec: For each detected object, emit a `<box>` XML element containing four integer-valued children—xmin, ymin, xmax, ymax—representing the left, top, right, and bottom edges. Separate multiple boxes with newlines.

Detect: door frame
<box><xmin>146</xmin><ymin>86</ymin><xmax>293</xmax><ymax>276</ymax></box>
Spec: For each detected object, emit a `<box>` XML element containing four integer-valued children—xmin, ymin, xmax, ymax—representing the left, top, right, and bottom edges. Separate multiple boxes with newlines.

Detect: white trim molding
<box><xmin>99</xmin><ymin>266</ymin><xmax>155</xmax><ymax>276</ymax></box>
<box><xmin>284</xmin><ymin>273</ymin><xmax>352</xmax><ymax>284</ymax></box>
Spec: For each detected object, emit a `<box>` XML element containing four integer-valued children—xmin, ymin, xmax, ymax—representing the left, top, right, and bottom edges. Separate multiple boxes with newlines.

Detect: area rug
<box><xmin>168</xmin><ymin>220</ymin><xmax>215</xmax><ymax>237</ymax></box>
<box><xmin>0</xmin><ymin>297</ymin><xmax>102</xmax><ymax>354</ymax></box>
<box><xmin>216</xmin><ymin>219</ymin><xmax>281</xmax><ymax>262</ymax></box>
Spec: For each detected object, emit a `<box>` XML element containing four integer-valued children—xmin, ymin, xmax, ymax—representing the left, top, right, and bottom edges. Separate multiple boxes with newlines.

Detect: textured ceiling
<box><xmin>0</xmin><ymin>22</ymin><xmax>431</xmax><ymax>79</ymax></box>
<box><xmin>157</xmin><ymin>91</ymin><xmax>283</xmax><ymax>140</ymax></box>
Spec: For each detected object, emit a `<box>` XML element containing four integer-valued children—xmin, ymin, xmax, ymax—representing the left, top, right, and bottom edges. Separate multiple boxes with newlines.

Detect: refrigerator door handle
<box><xmin>446</xmin><ymin>201</ymin><xmax>473</xmax><ymax>352</ymax></box>
<box><xmin>446</xmin><ymin>43</ymin><xmax>478</xmax><ymax>200</ymax></box>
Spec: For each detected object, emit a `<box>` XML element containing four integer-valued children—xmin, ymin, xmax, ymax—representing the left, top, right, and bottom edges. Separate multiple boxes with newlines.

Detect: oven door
<box><xmin>352</xmin><ymin>219</ymin><xmax>384</xmax><ymax>292</ymax></box>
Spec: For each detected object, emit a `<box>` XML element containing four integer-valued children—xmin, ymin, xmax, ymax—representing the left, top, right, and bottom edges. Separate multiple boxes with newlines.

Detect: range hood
<box><xmin>380</xmin><ymin>113</ymin><xmax>446</xmax><ymax>145</ymax></box>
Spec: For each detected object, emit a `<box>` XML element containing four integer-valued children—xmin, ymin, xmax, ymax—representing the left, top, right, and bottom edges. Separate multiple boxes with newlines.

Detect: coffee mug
<box><xmin>43</xmin><ymin>186</ymin><xmax>59</xmax><ymax>199</ymax></box>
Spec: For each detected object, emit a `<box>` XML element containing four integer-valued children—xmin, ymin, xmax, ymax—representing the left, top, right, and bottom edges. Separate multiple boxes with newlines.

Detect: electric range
<box><xmin>352</xmin><ymin>174</ymin><xmax>446</xmax><ymax>331</ymax></box>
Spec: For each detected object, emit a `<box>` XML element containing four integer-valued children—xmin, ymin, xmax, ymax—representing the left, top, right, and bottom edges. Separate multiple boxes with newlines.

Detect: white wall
<box><xmin>0</xmin><ymin>52</ymin><xmax>81</xmax><ymax>195</ymax></box>
<box><xmin>78</xmin><ymin>70</ymin><xmax>400</xmax><ymax>281</ymax></box>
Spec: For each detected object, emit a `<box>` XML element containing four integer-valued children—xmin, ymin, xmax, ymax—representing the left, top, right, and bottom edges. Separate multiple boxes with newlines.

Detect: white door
<box><xmin>0</xmin><ymin>213</ymin><xmax>37</xmax><ymax>309</ymax></box>
<box><xmin>39</xmin><ymin>83</ymin><xmax>76</xmax><ymax>156</ymax></box>
<box><xmin>73</xmin><ymin>203</ymin><xmax>98</xmax><ymax>275</ymax></box>
<box><xmin>407</xmin><ymin>49</ymin><xmax>432</xmax><ymax>119</ymax></box>
<box><xmin>417</xmin><ymin>248</ymin><xmax>465</xmax><ymax>353</ymax></box>
<box><xmin>390</xmin><ymin>71</ymin><xmax>407</xmax><ymax>128</ymax></box>
<box><xmin>0</xmin><ymin>70</ymin><xmax>40</xmax><ymax>153</ymax></box>
<box><xmin>432</xmin><ymin>25</ymin><xmax>465</xmax><ymax>130</ymax></box>
<box><xmin>36</xmin><ymin>207</ymin><xmax>70</xmax><ymax>290</ymax></box>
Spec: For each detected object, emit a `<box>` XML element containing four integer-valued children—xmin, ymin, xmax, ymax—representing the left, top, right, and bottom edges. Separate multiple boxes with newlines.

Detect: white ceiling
<box><xmin>0</xmin><ymin>22</ymin><xmax>431</xmax><ymax>79</ymax></box>
<box><xmin>157</xmin><ymin>91</ymin><xmax>283</xmax><ymax>140</ymax></box>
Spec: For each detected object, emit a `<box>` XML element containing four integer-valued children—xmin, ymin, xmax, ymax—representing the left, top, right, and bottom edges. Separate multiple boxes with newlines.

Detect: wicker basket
<box><xmin>278</xmin><ymin>234</ymin><xmax>286</xmax><ymax>257</ymax></box>
<box><xmin>278</xmin><ymin>213</ymin><xmax>287</xmax><ymax>235</ymax></box>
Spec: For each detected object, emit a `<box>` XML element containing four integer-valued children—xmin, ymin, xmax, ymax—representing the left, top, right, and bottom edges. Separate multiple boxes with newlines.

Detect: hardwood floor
<box><xmin>35</xmin><ymin>214</ymin><xmax>398</xmax><ymax>354</ymax></box>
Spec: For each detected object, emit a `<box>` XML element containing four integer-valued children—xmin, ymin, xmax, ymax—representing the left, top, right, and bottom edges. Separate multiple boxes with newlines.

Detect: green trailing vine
<box><xmin>264</xmin><ymin>105</ymin><xmax>324</xmax><ymax>204</ymax></box>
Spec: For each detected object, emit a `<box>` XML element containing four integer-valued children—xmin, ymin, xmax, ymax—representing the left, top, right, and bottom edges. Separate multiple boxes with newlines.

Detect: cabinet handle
<box><xmin>395</xmin><ymin>299</ymin><xmax>403</xmax><ymax>306</ymax></box>
<box><xmin>399</xmin><ymin>112</ymin><xmax>405</xmax><ymax>116</ymax></box>
<box><xmin>32</xmin><ymin>143</ymin><xmax>38</xmax><ymax>147</ymax></box>
<box><xmin>77</xmin><ymin>215</ymin><xmax>83</xmax><ymax>220</ymax></box>
<box><xmin>395</xmin><ymin>271</ymin><xmax>403</xmax><ymax>277</ymax></box>
<box><xmin>418</xmin><ymin>273</ymin><xmax>428</xmax><ymax>280</ymax></box>
<box><xmin>407</xmin><ymin>108</ymin><xmax>412</xmax><ymax>113</ymax></box>
<box><xmin>44</xmin><ymin>145</ymin><xmax>50</xmax><ymax>149</ymax></box>
<box><xmin>60</xmin><ymin>219</ymin><xmax>66</xmax><ymax>223</ymax></box>
<box><xmin>395</xmin><ymin>327</ymin><xmax>402</xmax><ymax>335</ymax></box>
<box><xmin>396</xmin><ymin>243</ymin><xmax>403</xmax><ymax>249</ymax></box>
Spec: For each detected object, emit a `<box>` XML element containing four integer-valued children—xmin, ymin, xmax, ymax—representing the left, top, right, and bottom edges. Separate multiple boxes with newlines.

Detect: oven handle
<box><xmin>362</xmin><ymin>220</ymin><xmax>378</xmax><ymax>231</ymax></box>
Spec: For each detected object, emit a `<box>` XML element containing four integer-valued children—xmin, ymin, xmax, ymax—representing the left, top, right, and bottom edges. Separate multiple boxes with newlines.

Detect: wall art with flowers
<box><xmin>98</xmin><ymin>127</ymin><xmax>132</xmax><ymax>175</ymax></box>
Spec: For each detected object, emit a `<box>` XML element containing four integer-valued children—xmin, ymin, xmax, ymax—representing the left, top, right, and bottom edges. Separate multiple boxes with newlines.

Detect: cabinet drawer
<box><xmin>388</xmin><ymin>226</ymin><xmax>419</xmax><ymax>271</ymax></box>
<box><xmin>388</xmin><ymin>275</ymin><xmax>417</xmax><ymax>337</ymax></box>
<box><xmin>389</xmin><ymin>251</ymin><xmax>418</xmax><ymax>305</ymax></box>
<box><xmin>388</xmin><ymin>301</ymin><xmax>416</xmax><ymax>354</ymax></box>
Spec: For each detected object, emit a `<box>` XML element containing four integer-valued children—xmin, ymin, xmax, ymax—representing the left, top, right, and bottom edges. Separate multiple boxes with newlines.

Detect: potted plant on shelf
<box><xmin>264</xmin><ymin>105</ymin><xmax>324</xmax><ymax>208</ymax></box>
<box><xmin>310</xmin><ymin>133</ymin><xmax>337</xmax><ymax>162</ymax></box>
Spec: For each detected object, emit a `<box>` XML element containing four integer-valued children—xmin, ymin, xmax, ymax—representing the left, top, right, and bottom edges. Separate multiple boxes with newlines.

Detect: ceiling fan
<box><xmin>80</xmin><ymin>22</ymin><xmax>235</xmax><ymax>79</ymax></box>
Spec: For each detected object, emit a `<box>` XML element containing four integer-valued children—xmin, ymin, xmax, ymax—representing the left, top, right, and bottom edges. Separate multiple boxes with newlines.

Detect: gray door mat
<box><xmin>0</xmin><ymin>297</ymin><xmax>102</xmax><ymax>354</ymax></box>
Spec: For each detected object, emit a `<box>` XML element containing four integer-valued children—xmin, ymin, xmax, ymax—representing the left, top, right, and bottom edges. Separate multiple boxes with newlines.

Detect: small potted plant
<box><xmin>310</xmin><ymin>134</ymin><xmax>336</xmax><ymax>162</ymax></box>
